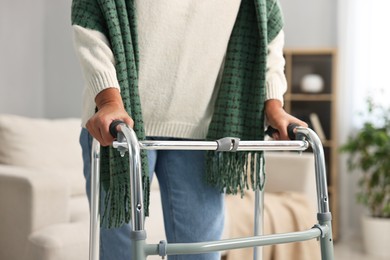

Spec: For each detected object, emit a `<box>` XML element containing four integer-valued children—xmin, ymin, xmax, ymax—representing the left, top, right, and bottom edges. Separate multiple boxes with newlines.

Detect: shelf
<box><xmin>284</xmin><ymin>48</ymin><xmax>337</xmax><ymax>55</ymax></box>
<box><xmin>285</xmin><ymin>93</ymin><xmax>333</xmax><ymax>101</ymax></box>
<box><xmin>321</xmin><ymin>140</ymin><xmax>333</xmax><ymax>147</ymax></box>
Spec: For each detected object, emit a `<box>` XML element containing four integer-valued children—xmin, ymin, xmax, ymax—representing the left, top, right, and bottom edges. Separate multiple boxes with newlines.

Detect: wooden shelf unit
<box><xmin>283</xmin><ymin>48</ymin><xmax>339</xmax><ymax>239</ymax></box>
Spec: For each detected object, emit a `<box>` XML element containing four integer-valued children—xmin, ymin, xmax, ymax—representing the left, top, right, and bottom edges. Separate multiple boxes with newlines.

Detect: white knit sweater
<box><xmin>73</xmin><ymin>0</ymin><xmax>287</xmax><ymax>139</ymax></box>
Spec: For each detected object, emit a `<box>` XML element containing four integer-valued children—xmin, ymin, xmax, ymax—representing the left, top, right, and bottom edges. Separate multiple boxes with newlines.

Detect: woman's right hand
<box><xmin>86</xmin><ymin>88</ymin><xmax>134</xmax><ymax>146</ymax></box>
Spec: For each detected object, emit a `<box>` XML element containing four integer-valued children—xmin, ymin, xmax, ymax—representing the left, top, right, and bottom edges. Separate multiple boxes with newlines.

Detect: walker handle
<box><xmin>109</xmin><ymin>120</ymin><xmax>127</xmax><ymax>138</ymax></box>
<box><xmin>265</xmin><ymin>123</ymin><xmax>299</xmax><ymax>140</ymax></box>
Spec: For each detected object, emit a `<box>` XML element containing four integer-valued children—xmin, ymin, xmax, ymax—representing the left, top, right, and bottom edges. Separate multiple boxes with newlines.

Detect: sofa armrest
<box><xmin>27</xmin><ymin>221</ymin><xmax>89</xmax><ymax>260</ymax></box>
<box><xmin>264</xmin><ymin>152</ymin><xmax>317</xmax><ymax>210</ymax></box>
<box><xmin>0</xmin><ymin>165</ymin><xmax>71</xmax><ymax>260</ymax></box>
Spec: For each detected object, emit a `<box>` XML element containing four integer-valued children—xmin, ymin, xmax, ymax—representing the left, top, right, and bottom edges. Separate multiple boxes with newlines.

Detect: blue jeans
<box><xmin>80</xmin><ymin>128</ymin><xmax>224</xmax><ymax>260</ymax></box>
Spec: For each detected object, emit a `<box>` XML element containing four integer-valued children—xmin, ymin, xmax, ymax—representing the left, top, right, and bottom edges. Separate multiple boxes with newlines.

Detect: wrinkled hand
<box><xmin>86</xmin><ymin>88</ymin><xmax>134</xmax><ymax>146</ymax></box>
<box><xmin>265</xmin><ymin>99</ymin><xmax>307</xmax><ymax>140</ymax></box>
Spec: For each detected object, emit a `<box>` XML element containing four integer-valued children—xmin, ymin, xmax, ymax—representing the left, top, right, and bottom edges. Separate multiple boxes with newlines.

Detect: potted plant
<box><xmin>340</xmin><ymin>97</ymin><xmax>390</xmax><ymax>257</ymax></box>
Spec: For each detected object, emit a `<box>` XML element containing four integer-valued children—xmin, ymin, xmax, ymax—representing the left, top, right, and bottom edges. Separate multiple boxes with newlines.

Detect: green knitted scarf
<box><xmin>71</xmin><ymin>0</ymin><xmax>283</xmax><ymax>228</ymax></box>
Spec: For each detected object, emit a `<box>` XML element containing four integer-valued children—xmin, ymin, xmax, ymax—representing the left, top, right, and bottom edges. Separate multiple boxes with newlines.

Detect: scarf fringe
<box><xmin>100</xmin><ymin>147</ymin><xmax>150</xmax><ymax>229</ymax></box>
<box><xmin>206</xmin><ymin>151</ymin><xmax>266</xmax><ymax>196</ymax></box>
<box><xmin>101</xmin><ymin>180</ymin><xmax>128</xmax><ymax>228</ymax></box>
<box><xmin>101</xmin><ymin>176</ymin><xmax>150</xmax><ymax>228</ymax></box>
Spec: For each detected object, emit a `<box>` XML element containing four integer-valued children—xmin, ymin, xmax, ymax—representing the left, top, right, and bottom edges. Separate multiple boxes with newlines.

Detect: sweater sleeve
<box><xmin>72</xmin><ymin>25</ymin><xmax>120</xmax><ymax>99</ymax></box>
<box><xmin>266</xmin><ymin>30</ymin><xmax>287</xmax><ymax>104</ymax></box>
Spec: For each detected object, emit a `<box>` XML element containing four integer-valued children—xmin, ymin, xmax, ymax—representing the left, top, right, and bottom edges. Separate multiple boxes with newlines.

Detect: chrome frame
<box><xmin>89</xmin><ymin>125</ymin><xmax>334</xmax><ymax>260</ymax></box>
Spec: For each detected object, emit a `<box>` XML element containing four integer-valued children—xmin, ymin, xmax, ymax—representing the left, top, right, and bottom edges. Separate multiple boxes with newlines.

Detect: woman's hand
<box><xmin>86</xmin><ymin>88</ymin><xmax>134</xmax><ymax>146</ymax></box>
<box><xmin>264</xmin><ymin>99</ymin><xmax>307</xmax><ymax>140</ymax></box>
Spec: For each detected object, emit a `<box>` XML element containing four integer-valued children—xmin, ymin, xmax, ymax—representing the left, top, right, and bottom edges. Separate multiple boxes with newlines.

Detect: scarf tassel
<box><xmin>206</xmin><ymin>151</ymin><xmax>266</xmax><ymax>196</ymax></box>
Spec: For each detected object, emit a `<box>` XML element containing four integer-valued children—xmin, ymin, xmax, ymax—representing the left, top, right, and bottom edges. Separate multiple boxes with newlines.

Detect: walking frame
<box><xmin>89</xmin><ymin>122</ymin><xmax>335</xmax><ymax>260</ymax></box>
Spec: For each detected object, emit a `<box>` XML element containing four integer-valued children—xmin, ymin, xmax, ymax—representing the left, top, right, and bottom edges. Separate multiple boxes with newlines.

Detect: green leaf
<box><xmin>339</xmin><ymin>97</ymin><xmax>390</xmax><ymax>218</ymax></box>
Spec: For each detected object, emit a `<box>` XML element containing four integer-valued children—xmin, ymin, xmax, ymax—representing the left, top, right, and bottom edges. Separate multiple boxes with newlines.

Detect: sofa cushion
<box><xmin>69</xmin><ymin>195</ymin><xmax>89</xmax><ymax>223</ymax></box>
<box><xmin>27</xmin><ymin>222</ymin><xmax>89</xmax><ymax>260</ymax></box>
<box><xmin>0</xmin><ymin>114</ymin><xmax>84</xmax><ymax>196</ymax></box>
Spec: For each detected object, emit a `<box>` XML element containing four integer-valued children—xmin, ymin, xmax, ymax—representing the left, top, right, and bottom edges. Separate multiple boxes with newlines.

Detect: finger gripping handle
<box><xmin>109</xmin><ymin>120</ymin><xmax>126</xmax><ymax>138</ymax></box>
<box><xmin>265</xmin><ymin>126</ymin><xmax>278</xmax><ymax>137</ymax></box>
<box><xmin>287</xmin><ymin>123</ymin><xmax>299</xmax><ymax>140</ymax></box>
<box><xmin>265</xmin><ymin>123</ymin><xmax>300</xmax><ymax>140</ymax></box>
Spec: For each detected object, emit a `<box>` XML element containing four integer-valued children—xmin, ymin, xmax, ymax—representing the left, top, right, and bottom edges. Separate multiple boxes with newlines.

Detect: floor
<box><xmin>334</xmin><ymin>238</ymin><xmax>388</xmax><ymax>260</ymax></box>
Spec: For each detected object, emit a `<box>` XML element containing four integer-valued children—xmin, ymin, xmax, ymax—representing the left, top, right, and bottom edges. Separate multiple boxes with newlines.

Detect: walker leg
<box><xmin>89</xmin><ymin>139</ymin><xmax>101</xmax><ymax>260</ymax></box>
<box><xmin>131</xmin><ymin>232</ymin><xmax>147</xmax><ymax>260</ymax></box>
<box><xmin>253</xmin><ymin>157</ymin><xmax>264</xmax><ymax>260</ymax></box>
<box><xmin>295</xmin><ymin>127</ymin><xmax>335</xmax><ymax>260</ymax></box>
<box><xmin>318</xmin><ymin>216</ymin><xmax>334</xmax><ymax>260</ymax></box>
<box><xmin>253</xmin><ymin>189</ymin><xmax>264</xmax><ymax>260</ymax></box>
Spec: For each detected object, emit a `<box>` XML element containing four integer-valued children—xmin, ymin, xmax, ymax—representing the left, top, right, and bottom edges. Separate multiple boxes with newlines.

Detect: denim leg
<box><xmin>155</xmin><ymin>150</ymin><xmax>225</xmax><ymax>260</ymax></box>
<box><xmin>80</xmin><ymin>128</ymin><xmax>132</xmax><ymax>260</ymax></box>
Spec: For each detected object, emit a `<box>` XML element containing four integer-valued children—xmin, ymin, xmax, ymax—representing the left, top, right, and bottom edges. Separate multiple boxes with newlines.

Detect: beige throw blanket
<box><xmin>225</xmin><ymin>191</ymin><xmax>320</xmax><ymax>260</ymax></box>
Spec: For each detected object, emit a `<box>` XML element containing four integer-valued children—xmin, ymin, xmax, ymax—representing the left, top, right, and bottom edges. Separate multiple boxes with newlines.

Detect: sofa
<box><xmin>0</xmin><ymin>114</ymin><xmax>319</xmax><ymax>260</ymax></box>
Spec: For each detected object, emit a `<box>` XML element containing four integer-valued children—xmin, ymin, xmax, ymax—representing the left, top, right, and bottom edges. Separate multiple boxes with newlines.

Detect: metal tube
<box><xmin>319</xmin><ymin>220</ymin><xmax>335</xmax><ymax>260</ymax></box>
<box><xmin>295</xmin><ymin>127</ymin><xmax>334</xmax><ymax>260</ymax></box>
<box><xmin>253</xmin><ymin>189</ymin><xmax>264</xmax><ymax>260</ymax></box>
<box><xmin>89</xmin><ymin>139</ymin><xmax>101</xmax><ymax>260</ymax></box>
<box><xmin>144</xmin><ymin>228</ymin><xmax>322</xmax><ymax>257</ymax></box>
<box><xmin>119</xmin><ymin>125</ymin><xmax>145</xmax><ymax>231</ymax></box>
<box><xmin>253</xmin><ymin>156</ymin><xmax>264</xmax><ymax>260</ymax></box>
<box><xmin>295</xmin><ymin>127</ymin><xmax>330</xmax><ymax>214</ymax></box>
<box><xmin>114</xmin><ymin>140</ymin><xmax>309</xmax><ymax>151</ymax></box>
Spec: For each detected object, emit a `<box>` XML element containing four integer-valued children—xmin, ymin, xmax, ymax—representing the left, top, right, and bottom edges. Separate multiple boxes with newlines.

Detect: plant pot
<box><xmin>361</xmin><ymin>215</ymin><xmax>390</xmax><ymax>257</ymax></box>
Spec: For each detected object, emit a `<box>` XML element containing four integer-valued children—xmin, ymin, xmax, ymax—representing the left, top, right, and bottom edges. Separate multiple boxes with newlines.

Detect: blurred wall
<box><xmin>0</xmin><ymin>0</ymin><xmax>83</xmax><ymax>119</ymax></box>
<box><xmin>0</xmin><ymin>0</ymin><xmax>46</xmax><ymax>117</ymax></box>
<box><xmin>279</xmin><ymin>0</ymin><xmax>338</xmax><ymax>48</ymax></box>
<box><xmin>44</xmin><ymin>0</ymin><xmax>84</xmax><ymax>119</ymax></box>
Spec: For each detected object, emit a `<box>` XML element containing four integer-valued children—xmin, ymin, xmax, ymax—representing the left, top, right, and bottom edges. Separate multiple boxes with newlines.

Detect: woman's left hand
<box><xmin>264</xmin><ymin>99</ymin><xmax>307</xmax><ymax>140</ymax></box>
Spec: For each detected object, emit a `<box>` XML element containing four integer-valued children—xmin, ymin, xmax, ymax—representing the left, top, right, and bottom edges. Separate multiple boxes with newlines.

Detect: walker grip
<box><xmin>109</xmin><ymin>120</ymin><xmax>126</xmax><ymax>138</ymax></box>
<box><xmin>265</xmin><ymin>123</ymin><xmax>299</xmax><ymax>140</ymax></box>
<box><xmin>287</xmin><ymin>123</ymin><xmax>299</xmax><ymax>140</ymax></box>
